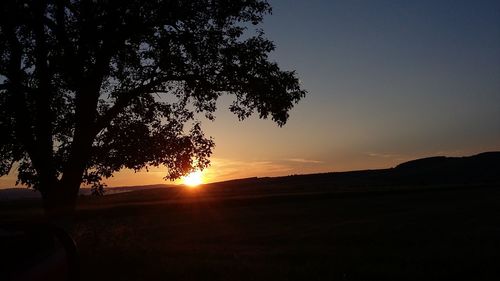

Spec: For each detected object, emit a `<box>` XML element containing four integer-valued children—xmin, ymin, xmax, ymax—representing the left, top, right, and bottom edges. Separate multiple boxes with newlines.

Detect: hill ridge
<box><xmin>1</xmin><ymin>151</ymin><xmax>499</xmax><ymax>201</ymax></box>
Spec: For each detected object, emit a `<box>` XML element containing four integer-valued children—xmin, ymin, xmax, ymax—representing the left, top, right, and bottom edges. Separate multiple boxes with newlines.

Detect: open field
<box><xmin>68</xmin><ymin>185</ymin><xmax>500</xmax><ymax>281</ymax></box>
<box><xmin>3</xmin><ymin>183</ymin><xmax>498</xmax><ymax>281</ymax></box>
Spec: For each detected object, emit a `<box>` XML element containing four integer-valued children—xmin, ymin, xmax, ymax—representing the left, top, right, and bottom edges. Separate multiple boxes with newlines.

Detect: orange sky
<box><xmin>1</xmin><ymin>94</ymin><xmax>499</xmax><ymax>189</ymax></box>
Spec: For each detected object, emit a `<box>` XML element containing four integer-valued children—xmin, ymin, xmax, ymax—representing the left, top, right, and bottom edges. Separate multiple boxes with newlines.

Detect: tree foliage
<box><xmin>0</xmin><ymin>0</ymin><xmax>305</xmax><ymax>205</ymax></box>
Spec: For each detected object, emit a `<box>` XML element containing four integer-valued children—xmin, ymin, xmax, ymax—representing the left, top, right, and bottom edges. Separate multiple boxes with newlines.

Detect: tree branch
<box><xmin>94</xmin><ymin>80</ymin><xmax>164</xmax><ymax>133</ymax></box>
<box><xmin>55</xmin><ymin>0</ymin><xmax>80</xmax><ymax>80</ymax></box>
<box><xmin>31</xmin><ymin>0</ymin><xmax>59</xmax><ymax>187</ymax></box>
<box><xmin>3</xmin><ymin>17</ymin><xmax>38</xmax><ymax>168</ymax></box>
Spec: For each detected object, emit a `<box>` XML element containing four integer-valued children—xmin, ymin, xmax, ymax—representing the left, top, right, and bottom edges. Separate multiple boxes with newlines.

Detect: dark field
<box><xmin>3</xmin><ymin>183</ymin><xmax>500</xmax><ymax>281</ymax></box>
<box><xmin>77</xmin><ymin>184</ymin><xmax>500</xmax><ymax>280</ymax></box>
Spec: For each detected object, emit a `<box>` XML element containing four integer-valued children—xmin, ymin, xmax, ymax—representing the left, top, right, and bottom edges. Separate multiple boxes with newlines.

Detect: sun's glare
<box><xmin>182</xmin><ymin>170</ymin><xmax>203</xmax><ymax>187</ymax></box>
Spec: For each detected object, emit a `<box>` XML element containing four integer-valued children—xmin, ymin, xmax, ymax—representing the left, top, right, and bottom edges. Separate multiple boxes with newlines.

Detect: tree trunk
<box><xmin>41</xmin><ymin>181</ymin><xmax>80</xmax><ymax>222</ymax></box>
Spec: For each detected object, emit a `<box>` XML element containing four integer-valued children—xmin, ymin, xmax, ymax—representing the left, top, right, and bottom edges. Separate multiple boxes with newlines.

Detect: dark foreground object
<box><xmin>61</xmin><ymin>185</ymin><xmax>500</xmax><ymax>281</ymax></box>
<box><xmin>0</xmin><ymin>223</ymin><xmax>79</xmax><ymax>281</ymax></box>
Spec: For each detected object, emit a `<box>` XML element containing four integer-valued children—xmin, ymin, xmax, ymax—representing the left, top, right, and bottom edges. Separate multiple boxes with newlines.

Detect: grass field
<box><xmin>70</xmin><ymin>184</ymin><xmax>500</xmax><ymax>281</ymax></box>
<box><xmin>2</xmin><ymin>183</ymin><xmax>500</xmax><ymax>280</ymax></box>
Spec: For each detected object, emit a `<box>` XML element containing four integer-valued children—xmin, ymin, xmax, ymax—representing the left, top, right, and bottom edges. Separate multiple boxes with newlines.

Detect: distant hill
<box><xmin>1</xmin><ymin>152</ymin><xmax>499</xmax><ymax>201</ymax></box>
<box><xmin>0</xmin><ymin>188</ymin><xmax>41</xmax><ymax>201</ymax></box>
<box><xmin>203</xmin><ymin>151</ymin><xmax>500</xmax><ymax>193</ymax></box>
<box><xmin>393</xmin><ymin>151</ymin><xmax>500</xmax><ymax>184</ymax></box>
<box><xmin>0</xmin><ymin>184</ymin><xmax>174</xmax><ymax>201</ymax></box>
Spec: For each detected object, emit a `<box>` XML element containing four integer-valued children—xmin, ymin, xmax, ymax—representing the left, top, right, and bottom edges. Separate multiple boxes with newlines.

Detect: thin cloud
<box><xmin>366</xmin><ymin>152</ymin><xmax>412</xmax><ymax>165</ymax></box>
<box><xmin>286</xmin><ymin>158</ymin><xmax>324</xmax><ymax>164</ymax></box>
<box><xmin>367</xmin><ymin>152</ymin><xmax>400</xmax><ymax>158</ymax></box>
<box><xmin>206</xmin><ymin>158</ymin><xmax>293</xmax><ymax>182</ymax></box>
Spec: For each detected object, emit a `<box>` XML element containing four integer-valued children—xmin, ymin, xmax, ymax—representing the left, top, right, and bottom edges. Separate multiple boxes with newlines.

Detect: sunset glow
<box><xmin>182</xmin><ymin>170</ymin><xmax>203</xmax><ymax>187</ymax></box>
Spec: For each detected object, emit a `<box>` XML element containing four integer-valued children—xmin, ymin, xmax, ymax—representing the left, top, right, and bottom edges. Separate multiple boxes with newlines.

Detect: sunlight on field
<box><xmin>182</xmin><ymin>170</ymin><xmax>203</xmax><ymax>187</ymax></box>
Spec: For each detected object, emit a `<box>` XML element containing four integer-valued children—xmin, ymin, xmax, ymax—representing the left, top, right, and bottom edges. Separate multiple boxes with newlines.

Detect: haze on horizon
<box><xmin>1</xmin><ymin>0</ymin><xmax>499</xmax><ymax>188</ymax></box>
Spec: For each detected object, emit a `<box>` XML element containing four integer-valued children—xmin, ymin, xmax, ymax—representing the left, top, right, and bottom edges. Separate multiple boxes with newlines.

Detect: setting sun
<box><xmin>182</xmin><ymin>170</ymin><xmax>203</xmax><ymax>187</ymax></box>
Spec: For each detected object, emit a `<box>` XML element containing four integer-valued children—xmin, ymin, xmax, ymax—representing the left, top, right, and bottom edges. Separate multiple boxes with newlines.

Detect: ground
<box><xmin>2</xmin><ymin>183</ymin><xmax>500</xmax><ymax>280</ymax></box>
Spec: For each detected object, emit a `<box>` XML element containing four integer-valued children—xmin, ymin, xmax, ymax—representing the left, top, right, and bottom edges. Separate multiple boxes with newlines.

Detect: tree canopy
<box><xmin>0</xmin><ymin>0</ymin><xmax>305</xmax><ymax>211</ymax></box>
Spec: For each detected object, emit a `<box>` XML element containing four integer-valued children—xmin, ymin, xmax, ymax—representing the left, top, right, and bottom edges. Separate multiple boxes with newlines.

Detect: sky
<box><xmin>1</xmin><ymin>0</ymin><xmax>499</xmax><ymax>188</ymax></box>
<box><xmin>194</xmin><ymin>0</ymin><xmax>500</xmax><ymax>184</ymax></box>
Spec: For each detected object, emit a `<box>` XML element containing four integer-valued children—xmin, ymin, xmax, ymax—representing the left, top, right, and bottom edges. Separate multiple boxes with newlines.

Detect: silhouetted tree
<box><xmin>0</xmin><ymin>0</ymin><xmax>305</xmax><ymax>215</ymax></box>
